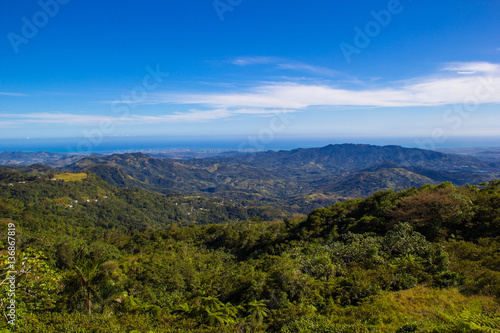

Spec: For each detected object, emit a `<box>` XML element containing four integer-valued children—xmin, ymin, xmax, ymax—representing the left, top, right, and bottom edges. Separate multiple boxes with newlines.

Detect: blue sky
<box><xmin>0</xmin><ymin>0</ymin><xmax>499</xmax><ymax>150</ymax></box>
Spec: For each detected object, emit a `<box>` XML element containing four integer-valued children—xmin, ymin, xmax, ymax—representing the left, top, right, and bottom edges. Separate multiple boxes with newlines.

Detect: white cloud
<box><xmin>157</xmin><ymin>62</ymin><xmax>500</xmax><ymax>109</ymax></box>
<box><xmin>3</xmin><ymin>62</ymin><xmax>499</xmax><ymax>128</ymax></box>
<box><xmin>0</xmin><ymin>107</ymin><xmax>296</xmax><ymax>126</ymax></box>
<box><xmin>132</xmin><ymin>109</ymin><xmax>232</xmax><ymax>123</ymax></box>
<box><xmin>230</xmin><ymin>56</ymin><xmax>348</xmax><ymax>79</ymax></box>
<box><xmin>230</xmin><ymin>56</ymin><xmax>278</xmax><ymax>66</ymax></box>
<box><xmin>444</xmin><ymin>62</ymin><xmax>500</xmax><ymax>74</ymax></box>
<box><xmin>275</xmin><ymin>62</ymin><xmax>344</xmax><ymax>78</ymax></box>
<box><xmin>0</xmin><ymin>92</ymin><xmax>28</xmax><ymax>96</ymax></box>
<box><xmin>0</xmin><ymin>113</ymin><xmax>117</xmax><ymax>125</ymax></box>
<box><xmin>0</xmin><ymin>121</ymin><xmax>20</xmax><ymax>127</ymax></box>
<box><xmin>125</xmin><ymin>108</ymin><xmax>295</xmax><ymax>122</ymax></box>
<box><xmin>231</xmin><ymin>108</ymin><xmax>296</xmax><ymax>115</ymax></box>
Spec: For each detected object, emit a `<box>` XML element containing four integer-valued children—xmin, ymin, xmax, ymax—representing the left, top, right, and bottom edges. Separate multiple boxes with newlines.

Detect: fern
<box><xmin>430</xmin><ymin>301</ymin><xmax>500</xmax><ymax>332</ymax></box>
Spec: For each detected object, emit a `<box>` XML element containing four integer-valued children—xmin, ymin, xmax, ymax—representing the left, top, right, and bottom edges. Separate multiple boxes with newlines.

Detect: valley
<box><xmin>63</xmin><ymin>144</ymin><xmax>500</xmax><ymax>214</ymax></box>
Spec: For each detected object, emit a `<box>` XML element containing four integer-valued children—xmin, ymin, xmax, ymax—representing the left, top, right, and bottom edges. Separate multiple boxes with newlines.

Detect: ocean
<box><xmin>0</xmin><ymin>136</ymin><xmax>499</xmax><ymax>153</ymax></box>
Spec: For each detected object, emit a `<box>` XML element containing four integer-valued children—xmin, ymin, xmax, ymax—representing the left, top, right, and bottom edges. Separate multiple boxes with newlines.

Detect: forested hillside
<box><xmin>0</xmin><ymin>151</ymin><xmax>86</xmax><ymax>168</ymax></box>
<box><xmin>65</xmin><ymin>145</ymin><xmax>500</xmax><ymax>213</ymax></box>
<box><xmin>1</xmin><ymin>170</ymin><xmax>500</xmax><ymax>332</ymax></box>
<box><xmin>181</xmin><ymin>144</ymin><xmax>500</xmax><ymax>174</ymax></box>
<box><xmin>0</xmin><ymin>168</ymin><xmax>286</xmax><ymax>232</ymax></box>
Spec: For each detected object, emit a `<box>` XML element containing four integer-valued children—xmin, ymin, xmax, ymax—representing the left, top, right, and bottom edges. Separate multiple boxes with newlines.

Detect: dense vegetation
<box><xmin>65</xmin><ymin>145</ymin><xmax>500</xmax><ymax>214</ymax></box>
<box><xmin>0</xmin><ymin>168</ymin><xmax>285</xmax><ymax>231</ymax></box>
<box><xmin>1</xmin><ymin>165</ymin><xmax>500</xmax><ymax>332</ymax></box>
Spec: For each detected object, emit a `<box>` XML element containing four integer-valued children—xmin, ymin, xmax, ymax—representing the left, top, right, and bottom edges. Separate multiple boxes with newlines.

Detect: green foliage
<box><xmin>280</xmin><ymin>314</ymin><xmax>379</xmax><ymax>333</ymax></box>
<box><xmin>1</xmin><ymin>170</ymin><xmax>500</xmax><ymax>331</ymax></box>
<box><xmin>431</xmin><ymin>301</ymin><xmax>500</xmax><ymax>332</ymax></box>
<box><xmin>383</xmin><ymin>222</ymin><xmax>429</xmax><ymax>257</ymax></box>
<box><xmin>396</xmin><ymin>323</ymin><xmax>419</xmax><ymax>332</ymax></box>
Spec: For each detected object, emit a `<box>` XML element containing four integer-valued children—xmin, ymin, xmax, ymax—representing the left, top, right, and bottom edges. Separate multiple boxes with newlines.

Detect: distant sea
<box><xmin>0</xmin><ymin>136</ymin><xmax>499</xmax><ymax>153</ymax></box>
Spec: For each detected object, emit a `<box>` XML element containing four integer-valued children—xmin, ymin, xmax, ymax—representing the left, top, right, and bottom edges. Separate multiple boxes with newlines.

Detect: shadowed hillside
<box><xmin>65</xmin><ymin>145</ymin><xmax>500</xmax><ymax>213</ymax></box>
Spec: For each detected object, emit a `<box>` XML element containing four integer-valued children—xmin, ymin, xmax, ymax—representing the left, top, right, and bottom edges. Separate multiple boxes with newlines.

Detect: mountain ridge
<box><xmin>63</xmin><ymin>144</ymin><xmax>500</xmax><ymax>213</ymax></box>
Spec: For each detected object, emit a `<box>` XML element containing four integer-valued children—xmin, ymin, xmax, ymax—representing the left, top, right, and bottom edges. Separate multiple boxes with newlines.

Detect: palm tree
<box><xmin>205</xmin><ymin>309</ymin><xmax>232</xmax><ymax>326</ymax></box>
<box><xmin>199</xmin><ymin>296</ymin><xmax>239</xmax><ymax>326</ymax></box>
<box><xmin>221</xmin><ymin>302</ymin><xmax>240</xmax><ymax>318</ymax></box>
<box><xmin>200</xmin><ymin>295</ymin><xmax>224</xmax><ymax>312</ymax></box>
<box><xmin>72</xmin><ymin>259</ymin><xmax>105</xmax><ymax>316</ymax></box>
<box><xmin>245</xmin><ymin>300</ymin><xmax>270</xmax><ymax>324</ymax></box>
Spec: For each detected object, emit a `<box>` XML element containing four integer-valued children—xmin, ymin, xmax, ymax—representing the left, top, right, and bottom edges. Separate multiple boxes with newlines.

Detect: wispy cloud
<box><xmin>0</xmin><ymin>108</ymin><xmax>296</xmax><ymax>126</ymax></box>
<box><xmin>157</xmin><ymin>62</ymin><xmax>500</xmax><ymax>109</ymax></box>
<box><xmin>3</xmin><ymin>62</ymin><xmax>498</xmax><ymax>128</ymax></box>
<box><xmin>132</xmin><ymin>109</ymin><xmax>232</xmax><ymax>123</ymax></box>
<box><xmin>231</xmin><ymin>108</ymin><xmax>296</xmax><ymax>115</ymax></box>
<box><xmin>230</xmin><ymin>56</ymin><xmax>278</xmax><ymax>66</ymax></box>
<box><xmin>275</xmin><ymin>62</ymin><xmax>345</xmax><ymax>78</ymax></box>
<box><xmin>0</xmin><ymin>121</ymin><xmax>21</xmax><ymax>127</ymax></box>
<box><xmin>0</xmin><ymin>92</ymin><xmax>28</xmax><ymax>97</ymax></box>
<box><xmin>444</xmin><ymin>62</ymin><xmax>500</xmax><ymax>74</ymax></box>
<box><xmin>0</xmin><ymin>113</ymin><xmax>117</xmax><ymax>125</ymax></box>
<box><xmin>230</xmin><ymin>56</ymin><xmax>349</xmax><ymax>79</ymax></box>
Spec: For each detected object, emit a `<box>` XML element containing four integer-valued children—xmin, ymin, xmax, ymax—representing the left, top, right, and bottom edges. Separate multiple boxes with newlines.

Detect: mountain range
<box><xmin>59</xmin><ymin>144</ymin><xmax>500</xmax><ymax>213</ymax></box>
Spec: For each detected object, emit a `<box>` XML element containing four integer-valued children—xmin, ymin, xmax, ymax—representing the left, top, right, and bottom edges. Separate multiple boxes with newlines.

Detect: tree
<box><xmin>62</xmin><ymin>259</ymin><xmax>106</xmax><ymax>316</ymax></box>
<box><xmin>389</xmin><ymin>187</ymin><xmax>473</xmax><ymax>241</ymax></box>
<box><xmin>245</xmin><ymin>300</ymin><xmax>269</xmax><ymax>324</ymax></box>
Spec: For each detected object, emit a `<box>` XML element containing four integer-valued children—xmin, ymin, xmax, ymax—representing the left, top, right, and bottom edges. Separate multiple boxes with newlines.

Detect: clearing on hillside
<box><xmin>54</xmin><ymin>173</ymin><xmax>88</xmax><ymax>182</ymax></box>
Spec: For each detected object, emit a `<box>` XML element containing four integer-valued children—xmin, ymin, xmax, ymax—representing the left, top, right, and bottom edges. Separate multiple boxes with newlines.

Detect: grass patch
<box><xmin>330</xmin><ymin>286</ymin><xmax>500</xmax><ymax>332</ymax></box>
<box><xmin>54</xmin><ymin>173</ymin><xmax>88</xmax><ymax>182</ymax></box>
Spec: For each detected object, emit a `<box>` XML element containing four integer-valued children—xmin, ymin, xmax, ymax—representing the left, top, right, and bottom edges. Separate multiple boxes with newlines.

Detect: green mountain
<box><xmin>319</xmin><ymin>161</ymin><xmax>498</xmax><ymax>198</ymax></box>
<box><xmin>65</xmin><ymin>145</ymin><xmax>500</xmax><ymax>213</ymax></box>
<box><xmin>66</xmin><ymin>152</ymin><xmax>306</xmax><ymax>209</ymax></box>
<box><xmin>321</xmin><ymin>162</ymin><xmax>435</xmax><ymax>198</ymax></box>
<box><xmin>188</xmin><ymin>143</ymin><xmax>499</xmax><ymax>174</ymax></box>
<box><xmin>0</xmin><ymin>167</ymin><xmax>286</xmax><ymax>234</ymax></box>
<box><xmin>69</xmin><ymin>153</ymin><xmax>215</xmax><ymax>194</ymax></box>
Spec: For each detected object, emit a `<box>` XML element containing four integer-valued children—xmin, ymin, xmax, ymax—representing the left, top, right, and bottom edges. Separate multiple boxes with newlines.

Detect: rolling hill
<box><xmin>63</xmin><ymin>144</ymin><xmax>500</xmax><ymax>213</ymax></box>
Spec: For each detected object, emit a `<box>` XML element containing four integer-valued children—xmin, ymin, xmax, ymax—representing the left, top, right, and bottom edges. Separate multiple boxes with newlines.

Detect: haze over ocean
<box><xmin>1</xmin><ymin>136</ymin><xmax>499</xmax><ymax>154</ymax></box>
